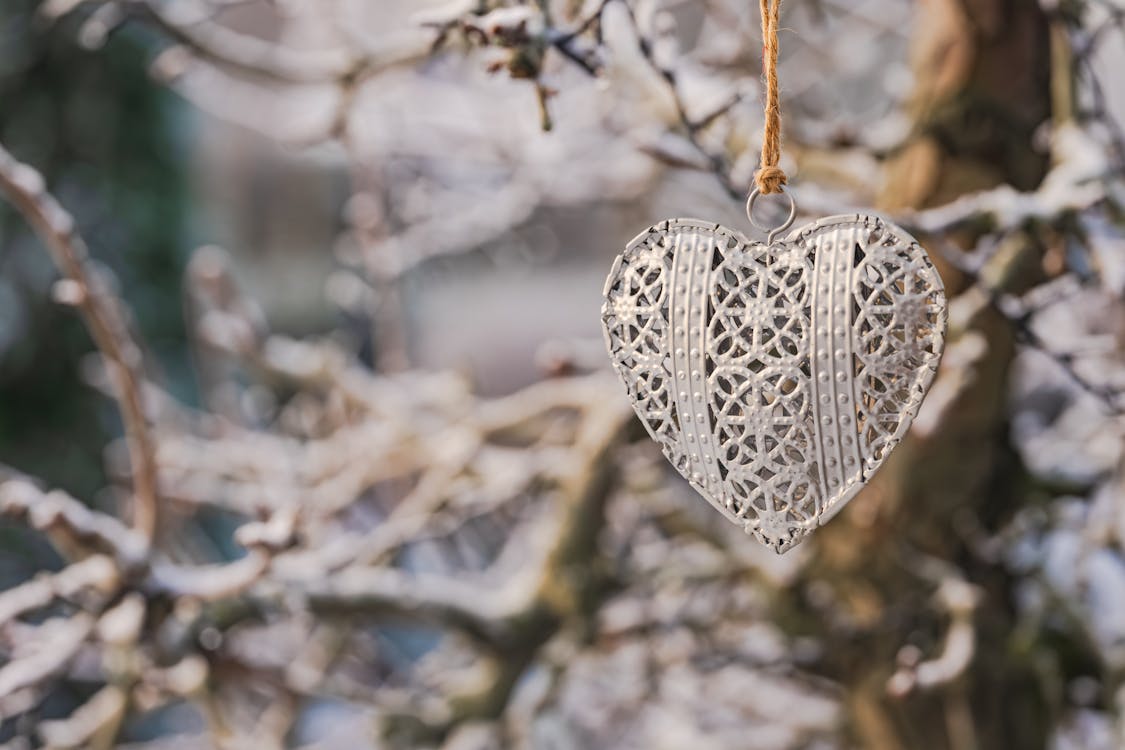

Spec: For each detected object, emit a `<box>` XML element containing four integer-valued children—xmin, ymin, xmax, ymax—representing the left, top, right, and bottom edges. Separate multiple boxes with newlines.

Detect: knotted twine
<box><xmin>754</xmin><ymin>0</ymin><xmax>787</xmax><ymax>195</ymax></box>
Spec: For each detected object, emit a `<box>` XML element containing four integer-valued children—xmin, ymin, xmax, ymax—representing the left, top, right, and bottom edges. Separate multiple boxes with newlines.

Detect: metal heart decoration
<box><xmin>601</xmin><ymin>214</ymin><xmax>947</xmax><ymax>553</ymax></box>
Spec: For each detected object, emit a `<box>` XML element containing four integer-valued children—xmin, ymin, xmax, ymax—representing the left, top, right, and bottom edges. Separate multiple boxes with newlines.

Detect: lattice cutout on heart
<box><xmin>602</xmin><ymin>215</ymin><xmax>946</xmax><ymax>552</ymax></box>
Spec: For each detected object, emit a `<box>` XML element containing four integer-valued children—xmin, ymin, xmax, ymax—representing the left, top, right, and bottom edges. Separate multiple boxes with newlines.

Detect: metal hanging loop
<box><xmin>746</xmin><ymin>185</ymin><xmax>797</xmax><ymax>244</ymax></box>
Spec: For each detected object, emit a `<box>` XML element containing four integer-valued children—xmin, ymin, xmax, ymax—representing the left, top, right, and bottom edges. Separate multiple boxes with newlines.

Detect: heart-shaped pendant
<box><xmin>601</xmin><ymin>207</ymin><xmax>946</xmax><ymax>553</ymax></box>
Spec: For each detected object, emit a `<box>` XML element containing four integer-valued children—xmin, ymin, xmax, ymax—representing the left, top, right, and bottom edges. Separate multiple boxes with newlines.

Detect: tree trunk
<box><xmin>784</xmin><ymin>1</ymin><xmax>1056</xmax><ymax>747</ymax></box>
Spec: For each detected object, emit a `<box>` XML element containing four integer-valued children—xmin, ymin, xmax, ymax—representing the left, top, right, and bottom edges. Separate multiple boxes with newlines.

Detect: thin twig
<box><xmin>0</xmin><ymin>144</ymin><xmax>161</xmax><ymax>543</ymax></box>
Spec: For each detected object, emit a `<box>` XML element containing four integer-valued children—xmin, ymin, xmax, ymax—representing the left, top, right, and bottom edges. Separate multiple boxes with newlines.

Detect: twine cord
<box><xmin>755</xmin><ymin>0</ymin><xmax>787</xmax><ymax>195</ymax></box>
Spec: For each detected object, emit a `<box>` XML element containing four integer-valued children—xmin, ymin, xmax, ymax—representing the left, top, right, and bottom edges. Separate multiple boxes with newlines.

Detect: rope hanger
<box><xmin>754</xmin><ymin>0</ymin><xmax>787</xmax><ymax>195</ymax></box>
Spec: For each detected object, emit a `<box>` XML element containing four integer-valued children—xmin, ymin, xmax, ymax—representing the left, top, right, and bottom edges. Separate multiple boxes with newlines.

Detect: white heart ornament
<box><xmin>601</xmin><ymin>214</ymin><xmax>947</xmax><ymax>553</ymax></box>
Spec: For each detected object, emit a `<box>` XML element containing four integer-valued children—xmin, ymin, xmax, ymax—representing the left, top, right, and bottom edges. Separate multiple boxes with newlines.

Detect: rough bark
<box><xmin>788</xmin><ymin>1</ymin><xmax>1056</xmax><ymax>747</ymax></box>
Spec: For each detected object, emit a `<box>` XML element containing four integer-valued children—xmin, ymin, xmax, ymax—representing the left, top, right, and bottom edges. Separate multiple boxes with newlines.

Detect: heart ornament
<box><xmin>601</xmin><ymin>210</ymin><xmax>947</xmax><ymax>553</ymax></box>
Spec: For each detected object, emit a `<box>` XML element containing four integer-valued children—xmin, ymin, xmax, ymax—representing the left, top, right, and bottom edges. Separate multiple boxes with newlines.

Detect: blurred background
<box><xmin>1</xmin><ymin>0</ymin><xmax>1124</xmax><ymax>747</ymax></box>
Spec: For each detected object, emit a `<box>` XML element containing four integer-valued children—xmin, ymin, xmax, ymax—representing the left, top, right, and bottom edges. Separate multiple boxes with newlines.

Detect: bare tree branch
<box><xmin>0</xmin><ymin>144</ymin><xmax>161</xmax><ymax>544</ymax></box>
